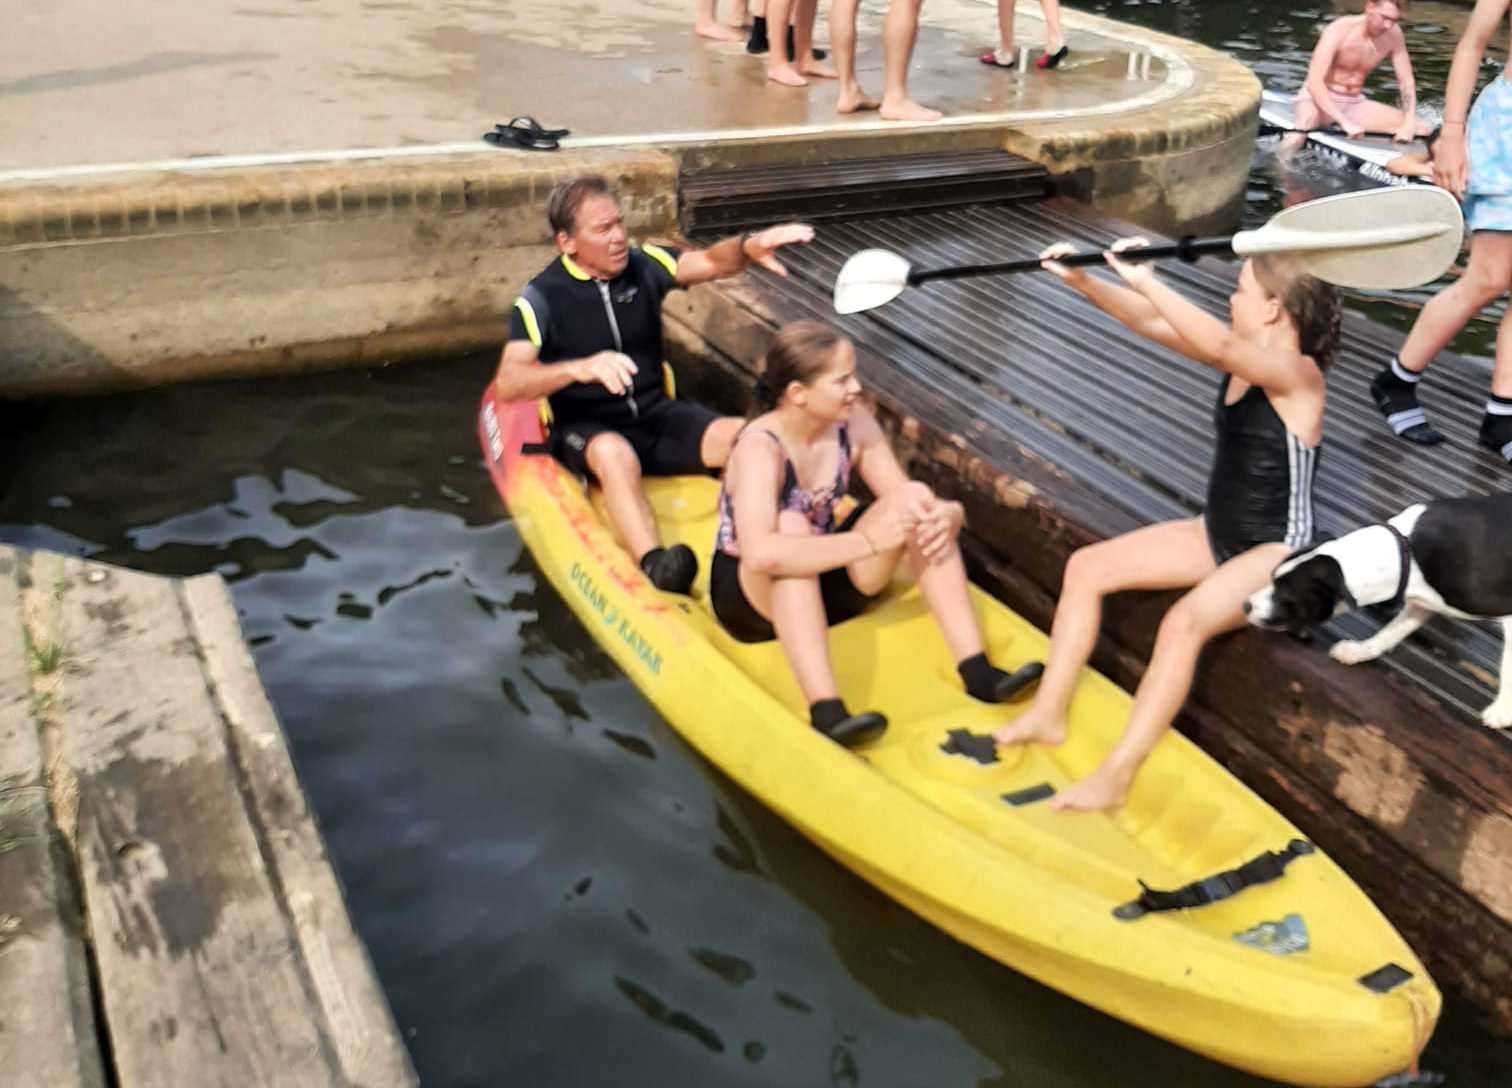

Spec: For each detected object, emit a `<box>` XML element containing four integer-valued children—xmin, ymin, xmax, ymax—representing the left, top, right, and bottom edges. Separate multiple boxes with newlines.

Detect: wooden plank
<box><xmin>180</xmin><ymin>575</ymin><xmax>416</xmax><ymax>1087</ymax></box>
<box><xmin>43</xmin><ymin>552</ymin><xmax>340</xmax><ymax>1086</ymax></box>
<box><xmin>0</xmin><ymin>546</ymin><xmax>106</xmax><ymax>1088</ymax></box>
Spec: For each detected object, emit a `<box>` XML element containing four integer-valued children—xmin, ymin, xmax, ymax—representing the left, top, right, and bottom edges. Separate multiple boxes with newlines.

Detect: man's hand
<box><xmin>743</xmin><ymin>223</ymin><xmax>816</xmax><ymax>278</ymax></box>
<box><xmin>574</xmin><ymin>351</ymin><xmax>638</xmax><ymax>396</ymax></box>
<box><xmin>1433</xmin><ymin>127</ymin><xmax>1469</xmax><ymax>199</ymax></box>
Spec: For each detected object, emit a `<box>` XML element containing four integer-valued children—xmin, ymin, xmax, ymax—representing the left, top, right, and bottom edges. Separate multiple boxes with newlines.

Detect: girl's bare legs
<box><xmin>792</xmin><ymin>0</ymin><xmax>836</xmax><ymax>78</ymax></box>
<box><xmin>880</xmin><ymin>0</ymin><xmax>941</xmax><ymax>122</ymax></box>
<box><xmin>993</xmin><ymin>518</ymin><xmax>1214</xmax><ymax>746</ymax></box>
<box><xmin>740</xmin><ymin>511</ymin><xmax>845</xmax><ymax>701</ymax></box>
<box><xmin>765</xmin><ymin>0</ymin><xmax>807</xmax><ymax>84</ymax></box>
<box><xmin>831</xmin><ymin>0</ymin><xmax>879</xmax><ymax>112</ymax></box>
<box><xmin>1051</xmin><ymin>543</ymin><xmax>1287</xmax><ymax>812</ymax></box>
<box><xmin>847</xmin><ymin>483</ymin><xmax>983</xmax><ymax>661</ymax></box>
<box><xmin>1397</xmin><ymin>232</ymin><xmax>1512</xmax><ymax>373</ymax></box>
<box><xmin>695</xmin><ymin>0</ymin><xmax>744</xmax><ymax>41</ymax></box>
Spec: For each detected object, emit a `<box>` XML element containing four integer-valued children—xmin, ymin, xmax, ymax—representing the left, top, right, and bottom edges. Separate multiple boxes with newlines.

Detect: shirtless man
<box><xmin>1294</xmin><ymin>0</ymin><xmax>1430</xmax><ymax>142</ymax></box>
<box><xmin>830</xmin><ymin>0</ymin><xmax>940</xmax><ymax>121</ymax></box>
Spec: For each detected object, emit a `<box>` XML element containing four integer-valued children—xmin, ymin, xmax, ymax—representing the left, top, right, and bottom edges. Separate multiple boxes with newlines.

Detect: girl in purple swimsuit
<box><xmin>711</xmin><ymin>321</ymin><xmax>1035</xmax><ymax>746</ymax></box>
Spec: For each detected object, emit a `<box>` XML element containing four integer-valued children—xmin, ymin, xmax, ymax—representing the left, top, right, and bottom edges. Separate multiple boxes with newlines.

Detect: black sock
<box><xmin>747</xmin><ymin>16</ymin><xmax>769</xmax><ymax>54</ymax></box>
<box><xmin>810</xmin><ymin>698</ymin><xmax>850</xmax><ymax>733</ymax></box>
<box><xmin>1481</xmin><ymin>394</ymin><xmax>1512</xmax><ymax>460</ymax></box>
<box><xmin>957</xmin><ymin>653</ymin><xmax>1011</xmax><ymax>702</ymax></box>
<box><xmin>1370</xmin><ymin>356</ymin><xmax>1444</xmax><ymax>445</ymax></box>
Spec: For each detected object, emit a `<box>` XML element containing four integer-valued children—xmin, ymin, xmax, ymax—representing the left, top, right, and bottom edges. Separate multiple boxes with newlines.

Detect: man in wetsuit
<box><xmin>1294</xmin><ymin>0</ymin><xmax>1431</xmax><ymax>142</ymax></box>
<box><xmin>494</xmin><ymin>175</ymin><xmax>814</xmax><ymax>595</ymax></box>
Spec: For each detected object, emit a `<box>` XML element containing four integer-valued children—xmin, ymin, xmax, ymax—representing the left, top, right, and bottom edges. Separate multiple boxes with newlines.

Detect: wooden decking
<box><xmin>0</xmin><ymin>545</ymin><xmax>415</xmax><ymax>1087</ymax></box>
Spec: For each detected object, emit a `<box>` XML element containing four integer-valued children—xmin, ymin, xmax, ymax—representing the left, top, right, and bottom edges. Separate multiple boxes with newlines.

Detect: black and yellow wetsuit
<box><xmin>508</xmin><ymin>245</ymin><xmax>719</xmax><ymax>479</ymax></box>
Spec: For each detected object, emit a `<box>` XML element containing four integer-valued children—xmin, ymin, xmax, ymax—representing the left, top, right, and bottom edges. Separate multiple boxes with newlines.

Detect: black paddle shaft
<box><xmin>908</xmin><ymin>236</ymin><xmax>1236</xmax><ymax>286</ymax></box>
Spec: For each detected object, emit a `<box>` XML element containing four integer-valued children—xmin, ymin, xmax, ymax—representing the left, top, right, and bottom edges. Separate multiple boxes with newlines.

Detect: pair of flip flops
<box><xmin>978</xmin><ymin>45</ymin><xmax>1068</xmax><ymax>70</ymax></box>
<box><xmin>484</xmin><ymin>117</ymin><xmax>570</xmax><ymax>152</ymax></box>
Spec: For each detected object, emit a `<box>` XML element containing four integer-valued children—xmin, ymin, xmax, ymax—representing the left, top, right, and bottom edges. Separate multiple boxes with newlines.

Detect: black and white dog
<box><xmin>1245</xmin><ymin>494</ymin><xmax>1512</xmax><ymax>729</ymax></box>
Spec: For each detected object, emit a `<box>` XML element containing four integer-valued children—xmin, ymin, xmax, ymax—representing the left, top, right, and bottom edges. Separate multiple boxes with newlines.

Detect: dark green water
<box><xmin>4</xmin><ymin>4</ymin><xmax>1512</xmax><ymax>1087</ymax></box>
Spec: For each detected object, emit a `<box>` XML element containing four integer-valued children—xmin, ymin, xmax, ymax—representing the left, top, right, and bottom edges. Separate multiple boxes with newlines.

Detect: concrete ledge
<box><xmin>0</xmin><ymin>148</ymin><xmax>678</xmax><ymax>396</ymax></box>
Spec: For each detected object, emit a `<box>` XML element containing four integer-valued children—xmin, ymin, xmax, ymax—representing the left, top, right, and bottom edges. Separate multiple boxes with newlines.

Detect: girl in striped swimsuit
<box><xmin>994</xmin><ymin>239</ymin><xmax>1341</xmax><ymax>812</ymax></box>
<box><xmin>712</xmin><ymin>321</ymin><xmax>1034</xmax><ymax>746</ymax></box>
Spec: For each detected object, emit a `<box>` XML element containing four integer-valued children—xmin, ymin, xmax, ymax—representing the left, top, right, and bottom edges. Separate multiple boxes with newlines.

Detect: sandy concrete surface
<box><xmin>3</xmin><ymin>0</ymin><xmax>1177</xmax><ymax>175</ymax></box>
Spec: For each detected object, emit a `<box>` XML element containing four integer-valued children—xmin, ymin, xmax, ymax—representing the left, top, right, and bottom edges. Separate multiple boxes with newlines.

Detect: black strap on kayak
<box><xmin>1114</xmin><ymin>839</ymin><xmax>1316</xmax><ymax>921</ymax></box>
<box><xmin>939</xmin><ymin>729</ymin><xmax>999</xmax><ymax>764</ymax></box>
<box><xmin>521</xmin><ymin>441</ymin><xmax>552</xmax><ymax>455</ymax></box>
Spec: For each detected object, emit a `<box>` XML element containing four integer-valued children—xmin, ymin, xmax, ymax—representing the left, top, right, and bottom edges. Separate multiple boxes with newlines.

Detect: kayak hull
<box><xmin>479</xmin><ymin>388</ymin><xmax>1440</xmax><ymax>1086</ymax></box>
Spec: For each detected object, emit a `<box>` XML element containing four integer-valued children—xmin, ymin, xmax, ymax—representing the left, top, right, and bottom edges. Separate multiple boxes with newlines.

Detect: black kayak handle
<box><xmin>1114</xmin><ymin>839</ymin><xmax>1317</xmax><ymax>921</ymax></box>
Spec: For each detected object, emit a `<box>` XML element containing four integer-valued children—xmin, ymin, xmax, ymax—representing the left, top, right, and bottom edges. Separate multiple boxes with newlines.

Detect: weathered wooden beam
<box><xmin>32</xmin><ymin>549</ymin><xmax>417</xmax><ymax>1086</ymax></box>
<box><xmin>0</xmin><ymin>547</ymin><xmax>106</xmax><ymax>1088</ymax></box>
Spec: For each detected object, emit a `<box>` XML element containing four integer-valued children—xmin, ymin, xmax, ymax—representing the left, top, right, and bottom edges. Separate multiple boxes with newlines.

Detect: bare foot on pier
<box><xmin>836</xmin><ymin>85</ymin><xmax>880</xmax><ymax>113</ymax></box>
<box><xmin>768</xmin><ymin>64</ymin><xmax>809</xmax><ymax>87</ymax></box>
<box><xmin>880</xmin><ymin>96</ymin><xmax>942</xmax><ymax>122</ymax></box>
<box><xmin>695</xmin><ymin>20</ymin><xmax>745</xmax><ymax>42</ymax></box>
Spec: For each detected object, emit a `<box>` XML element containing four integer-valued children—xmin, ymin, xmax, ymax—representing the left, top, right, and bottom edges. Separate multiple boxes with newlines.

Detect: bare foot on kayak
<box><xmin>1049</xmin><ymin>764</ymin><xmax>1133</xmax><ymax>813</ymax></box>
<box><xmin>695</xmin><ymin>20</ymin><xmax>744</xmax><ymax>42</ymax></box>
<box><xmin>768</xmin><ymin>63</ymin><xmax>808</xmax><ymax>87</ymax></box>
<box><xmin>837</xmin><ymin>85</ymin><xmax>880</xmax><ymax>113</ymax></box>
<box><xmin>880</xmin><ymin>96</ymin><xmax>942</xmax><ymax>122</ymax></box>
<box><xmin>992</xmin><ymin>705</ymin><xmax>1067</xmax><ymax>747</ymax></box>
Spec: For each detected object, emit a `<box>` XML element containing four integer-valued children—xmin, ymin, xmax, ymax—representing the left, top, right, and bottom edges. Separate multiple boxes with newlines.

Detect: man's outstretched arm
<box><xmin>674</xmin><ymin>223</ymin><xmax>816</xmax><ymax>287</ymax></box>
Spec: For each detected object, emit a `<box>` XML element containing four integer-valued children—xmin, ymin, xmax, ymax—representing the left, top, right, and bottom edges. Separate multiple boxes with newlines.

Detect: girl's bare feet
<box><xmin>1049</xmin><ymin>763</ymin><xmax>1133</xmax><ymax>813</ymax></box>
<box><xmin>767</xmin><ymin>64</ymin><xmax>808</xmax><ymax>86</ymax></box>
<box><xmin>836</xmin><ymin>87</ymin><xmax>880</xmax><ymax>113</ymax></box>
<box><xmin>800</xmin><ymin>57</ymin><xmax>838</xmax><ymax>79</ymax></box>
<box><xmin>695</xmin><ymin>20</ymin><xmax>745</xmax><ymax>42</ymax></box>
<box><xmin>991</xmin><ymin>705</ymin><xmax>1067</xmax><ymax>746</ymax></box>
<box><xmin>879</xmin><ymin>97</ymin><xmax>942</xmax><ymax>122</ymax></box>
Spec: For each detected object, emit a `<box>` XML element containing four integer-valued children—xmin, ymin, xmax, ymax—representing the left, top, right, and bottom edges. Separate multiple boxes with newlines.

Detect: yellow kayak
<box><xmin>479</xmin><ymin>389</ymin><xmax>1439</xmax><ymax>1086</ymax></box>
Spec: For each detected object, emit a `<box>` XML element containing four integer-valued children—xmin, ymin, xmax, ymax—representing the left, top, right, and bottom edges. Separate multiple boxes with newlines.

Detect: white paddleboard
<box><xmin>1260</xmin><ymin>89</ymin><xmax>1428</xmax><ymax>188</ymax></box>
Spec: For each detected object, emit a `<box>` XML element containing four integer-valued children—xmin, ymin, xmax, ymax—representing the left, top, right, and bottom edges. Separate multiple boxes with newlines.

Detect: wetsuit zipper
<box><xmin>596</xmin><ymin>281</ymin><xmax>637</xmax><ymax>420</ymax></box>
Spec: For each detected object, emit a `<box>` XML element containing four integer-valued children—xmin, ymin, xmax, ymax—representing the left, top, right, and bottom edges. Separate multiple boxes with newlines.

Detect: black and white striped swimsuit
<box><xmin>1203</xmin><ymin>376</ymin><xmax>1320</xmax><ymax>564</ymax></box>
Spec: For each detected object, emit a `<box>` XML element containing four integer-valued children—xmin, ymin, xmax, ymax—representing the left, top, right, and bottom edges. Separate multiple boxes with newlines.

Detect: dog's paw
<box><xmin>1481</xmin><ymin>700</ymin><xmax>1512</xmax><ymax>730</ymax></box>
<box><xmin>1329</xmin><ymin>640</ymin><xmax>1378</xmax><ymax>666</ymax></box>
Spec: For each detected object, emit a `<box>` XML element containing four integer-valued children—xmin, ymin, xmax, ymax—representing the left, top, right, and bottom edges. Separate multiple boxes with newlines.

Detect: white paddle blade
<box><xmin>1230</xmin><ymin>186</ymin><xmax>1463</xmax><ymax>290</ymax></box>
<box><xmin>834</xmin><ymin>249</ymin><xmax>913</xmax><ymax>314</ymax></box>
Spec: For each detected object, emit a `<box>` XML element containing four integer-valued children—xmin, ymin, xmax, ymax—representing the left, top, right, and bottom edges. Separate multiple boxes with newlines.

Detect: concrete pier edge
<box><xmin>0</xmin><ymin>8</ymin><xmax>1256</xmax><ymax>397</ymax></box>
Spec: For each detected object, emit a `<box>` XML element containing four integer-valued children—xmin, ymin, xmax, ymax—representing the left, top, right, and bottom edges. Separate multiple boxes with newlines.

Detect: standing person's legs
<box><xmin>1050</xmin><ymin>543</ymin><xmax>1287</xmax><ymax>812</ymax></box>
<box><xmin>979</xmin><ymin>0</ymin><xmax>1017</xmax><ymax>68</ymax></box>
<box><xmin>790</xmin><ymin>0</ymin><xmax>836</xmax><ymax>78</ymax></box>
<box><xmin>993</xmin><ymin>518</ymin><xmax>1214</xmax><ymax>745</ymax></box>
<box><xmin>1479</xmin><ymin>295</ymin><xmax>1512</xmax><ymax>460</ymax></box>
<box><xmin>831</xmin><ymin>0</ymin><xmax>880</xmax><ymax>112</ymax></box>
<box><xmin>765</xmin><ymin>0</ymin><xmax>806</xmax><ymax>84</ymax></box>
<box><xmin>1037</xmin><ymin>0</ymin><xmax>1066</xmax><ymax>61</ymax></box>
<box><xmin>1371</xmin><ymin>232</ymin><xmax>1512</xmax><ymax>444</ymax></box>
<box><xmin>879</xmin><ymin>0</ymin><xmax>941</xmax><ymax>122</ymax></box>
<box><xmin>695</xmin><ymin>0</ymin><xmax>744</xmax><ymax>41</ymax></box>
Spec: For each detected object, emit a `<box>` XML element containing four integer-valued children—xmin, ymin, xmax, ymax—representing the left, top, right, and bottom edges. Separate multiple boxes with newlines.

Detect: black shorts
<box><xmin>709</xmin><ymin>507</ymin><xmax>878</xmax><ymax>644</ymax></box>
<box><xmin>550</xmin><ymin>399</ymin><xmax>722</xmax><ymax>480</ymax></box>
